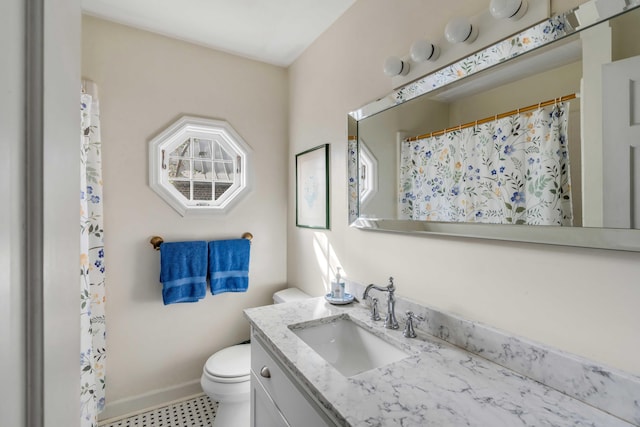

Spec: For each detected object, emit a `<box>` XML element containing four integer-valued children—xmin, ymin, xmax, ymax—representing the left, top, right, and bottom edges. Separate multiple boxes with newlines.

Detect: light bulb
<box><xmin>383</xmin><ymin>56</ymin><xmax>410</xmax><ymax>77</ymax></box>
<box><xmin>490</xmin><ymin>0</ymin><xmax>528</xmax><ymax>20</ymax></box>
<box><xmin>410</xmin><ymin>39</ymin><xmax>440</xmax><ymax>62</ymax></box>
<box><xmin>444</xmin><ymin>17</ymin><xmax>478</xmax><ymax>44</ymax></box>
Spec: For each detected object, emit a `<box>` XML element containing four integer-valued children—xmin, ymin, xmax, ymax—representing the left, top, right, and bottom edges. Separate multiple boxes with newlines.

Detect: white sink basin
<box><xmin>289</xmin><ymin>316</ymin><xmax>410</xmax><ymax>377</ymax></box>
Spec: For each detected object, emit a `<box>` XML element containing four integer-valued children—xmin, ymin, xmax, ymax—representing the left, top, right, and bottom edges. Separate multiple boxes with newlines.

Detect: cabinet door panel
<box><xmin>251</xmin><ymin>334</ymin><xmax>333</xmax><ymax>427</ymax></box>
<box><xmin>251</xmin><ymin>373</ymin><xmax>290</xmax><ymax>427</ymax></box>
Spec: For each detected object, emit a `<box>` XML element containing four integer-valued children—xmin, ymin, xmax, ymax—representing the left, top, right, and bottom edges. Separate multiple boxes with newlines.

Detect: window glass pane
<box><xmin>213</xmin><ymin>161</ymin><xmax>234</xmax><ymax>180</ymax></box>
<box><xmin>224</xmin><ymin>161</ymin><xmax>235</xmax><ymax>178</ymax></box>
<box><xmin>193</xmin><ymin>181</ymin><xmax>212</xmax><ymax>201</ymax></box>
<box><xmin>193</xmin><ymin>161</ymin><xmax>213</xmax><ymax>181</ymax></box>
<box><xmin>213</xmin><ymin>141</ymin><xmax>233</xmax><ymax>161</ymax></box>
<box><xmin>168</xmin><ymin>158</ymin><xmax>191</xmax><ymax>179</ymax></box>
<box><xmin>169</xmin><ymin>139</ymin><xmax>191</xmax><ymax>158</ymax></box>
<box><xmin>194</xmin><ymin>138</ymin><xmax>213</xmax><ymax>160</ymax></box>
<box><xmin>170</xmin><ymin>181</ymin><xmax>191</xmax><ymax>200</ymax></box>
<box><xmin>215</xmin><ymin>183</ymin><xmax>232</xmax><ymax>200</ymax></box>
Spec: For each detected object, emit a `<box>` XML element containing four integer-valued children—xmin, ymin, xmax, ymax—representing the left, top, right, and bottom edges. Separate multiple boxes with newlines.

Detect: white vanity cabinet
<box><xmin>250</xmin><ymin>331</ymin><xmax>334</xmax><ymax>427</ymax></box>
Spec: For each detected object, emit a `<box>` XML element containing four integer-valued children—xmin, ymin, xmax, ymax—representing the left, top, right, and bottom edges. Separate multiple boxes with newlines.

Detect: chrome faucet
<box><xmin>363</xmin><ymin>277</ymin><xmax>398</xmax><ymax>329</ymax></box>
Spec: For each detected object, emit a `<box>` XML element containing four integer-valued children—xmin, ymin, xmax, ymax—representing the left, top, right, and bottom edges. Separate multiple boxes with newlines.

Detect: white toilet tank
<box><xmin>273</xmin><ymin>287</ymin><xmax>311</xmax><ymax>304</ymax></box>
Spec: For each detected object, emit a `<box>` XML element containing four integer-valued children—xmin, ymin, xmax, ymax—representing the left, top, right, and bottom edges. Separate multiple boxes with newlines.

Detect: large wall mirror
<box><xmin>348</xmin><ymin>1</ymin><xmax>640</xmax><ymax>251</ymax></box>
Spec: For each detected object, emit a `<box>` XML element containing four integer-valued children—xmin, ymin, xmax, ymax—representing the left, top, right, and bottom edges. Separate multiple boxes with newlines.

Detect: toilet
<box><xmin>200</xmin><ymin>287</ymin><xmax>311</xmax><ymax>427</ymax></box>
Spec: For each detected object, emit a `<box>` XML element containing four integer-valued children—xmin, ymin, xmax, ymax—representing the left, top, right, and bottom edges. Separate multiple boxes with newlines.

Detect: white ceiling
<box><xmin>81</xmin><ymin>0</ymin><xmax>356</xmax><ymax>67</ymax></box>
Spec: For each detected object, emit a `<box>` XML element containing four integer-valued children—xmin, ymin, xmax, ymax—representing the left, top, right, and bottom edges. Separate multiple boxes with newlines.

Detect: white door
<box><xmin>603</xmin><ymin>54</ymin><xmax>640</xmax><ymax>228</ymax></box>
<box><xmin>1</xmin><ymin>0</ymin><xmax>26</xmax><ymax>425</ymax></box>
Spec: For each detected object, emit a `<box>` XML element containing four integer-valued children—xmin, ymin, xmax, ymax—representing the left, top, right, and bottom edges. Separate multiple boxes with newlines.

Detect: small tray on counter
<box><xmin>324</xmin><ymin>293</ymin><xmax>355</xmax><ymax>305</ymax></box>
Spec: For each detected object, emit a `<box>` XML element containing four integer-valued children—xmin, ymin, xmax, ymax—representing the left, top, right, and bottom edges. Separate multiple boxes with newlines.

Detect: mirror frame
<box><xmin>348</xmin><ymin>2</ymin><xmax>640</xmax><ymax>252</ymax></box>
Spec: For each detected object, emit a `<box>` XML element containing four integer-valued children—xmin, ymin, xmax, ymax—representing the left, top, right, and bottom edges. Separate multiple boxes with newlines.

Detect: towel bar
<box><xmin>150</xmin><ymin>232</ymin><xmax>253</xmax><ymax>250</ymax></box>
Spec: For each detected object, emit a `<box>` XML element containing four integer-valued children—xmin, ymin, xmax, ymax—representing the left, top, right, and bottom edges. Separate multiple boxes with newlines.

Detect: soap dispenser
<box><xmin>331</xmin><ymin>267</ymin><xmax>345</xmax><ymax>300</ymax></box>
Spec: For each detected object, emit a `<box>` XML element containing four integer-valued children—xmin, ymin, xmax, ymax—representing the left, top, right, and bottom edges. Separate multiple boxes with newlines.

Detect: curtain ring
<box><xmin>538</xmin><ymin>101</ymin><xmax>542</xmax><ymax>110</ymax></box>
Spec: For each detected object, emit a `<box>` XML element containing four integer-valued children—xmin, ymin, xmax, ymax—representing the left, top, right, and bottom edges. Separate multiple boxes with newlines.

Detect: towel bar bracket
<box><xmin>150</xmin><ymin>236</ymin><xmax>164</xmax><ymax>251</ymax></box>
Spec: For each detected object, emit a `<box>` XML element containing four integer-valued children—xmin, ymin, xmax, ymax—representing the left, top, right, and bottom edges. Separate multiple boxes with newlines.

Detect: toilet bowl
<box><xmin>201</xmin><ymin>343</ymin><xmax>252</xmax><ymax>427</ymax></box>
<box><xmin>200</xmin><ymin>287</ymin><xmax>311</xmax><ymax>427</ymax></box>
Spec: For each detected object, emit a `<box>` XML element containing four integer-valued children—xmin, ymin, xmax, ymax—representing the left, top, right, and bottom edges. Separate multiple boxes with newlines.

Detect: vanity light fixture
<box><xmin>383</xmin><ymin>56</ymin><xmax>410</xmax><ymax>76</ymax></box>
<box><xmin>410</xmin><ymin>39</ymin><xmax>440</xmax><ymax>62</ymax></box>
<box><xmin>444</xmin><ymin>17</ymin><xmax>479</xmax><ymax>44</ymax></box>
<box><xmin>490</xmin><ymin>0</ymin><xmax>528</xmax><ymax>20</ymax></box>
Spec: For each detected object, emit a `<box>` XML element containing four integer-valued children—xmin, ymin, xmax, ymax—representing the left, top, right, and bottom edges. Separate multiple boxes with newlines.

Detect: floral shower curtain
<box><xmin>80</xmin><ymin>82</ymin><xmax>107</xmax><ymax>426</ymax></box>
<box><xmin>399</xmin><ymin>102</ymin><xmax>573</xmax><ymax>225</ymax></box>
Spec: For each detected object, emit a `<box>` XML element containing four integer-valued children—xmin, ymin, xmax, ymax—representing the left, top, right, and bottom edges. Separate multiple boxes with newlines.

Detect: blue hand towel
<box><xmin>208</xmin><ymin>239</ymin><xmax>251</xmax><ymax>294</ymax></box>
<box><xmin>159</xmin><ymin>241</ymin><xmax>208</xmax><ymax>305</ymax></box>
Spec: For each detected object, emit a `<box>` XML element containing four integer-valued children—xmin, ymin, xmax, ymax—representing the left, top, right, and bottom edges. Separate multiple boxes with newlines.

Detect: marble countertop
<box><xmin>245</xmin><ymin>297</ymin><xmax>637</xmax><ymax>427</ymax></box>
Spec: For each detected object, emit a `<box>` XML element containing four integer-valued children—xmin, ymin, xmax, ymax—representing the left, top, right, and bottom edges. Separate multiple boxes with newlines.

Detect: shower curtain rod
<box><xmin>404</xmin><ymin>93</ymin><xmax>577</xmax><ymax>143</ymax></box>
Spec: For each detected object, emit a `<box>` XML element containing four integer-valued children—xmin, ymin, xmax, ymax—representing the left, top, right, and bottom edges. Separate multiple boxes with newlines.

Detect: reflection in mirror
<box><xmin>359</xmin><ymin>141</ymin><xmax>378</xmax><ymax>207</ymax></box>
<box><xmin>348</xmin><ymin>2</ymin><xmax>640</xmax><ymax>250</ymax></box>
<box><xmin>398</xmin><ymin>99</ymin><xmax>574</xmax><ymax>226</ymax></box>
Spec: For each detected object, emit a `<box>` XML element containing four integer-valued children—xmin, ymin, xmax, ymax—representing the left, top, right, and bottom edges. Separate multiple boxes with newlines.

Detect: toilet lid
<box><xmin>204</xmin><ymin>343</ymin><xmax>251</xmax><ymax>378</ymax></box>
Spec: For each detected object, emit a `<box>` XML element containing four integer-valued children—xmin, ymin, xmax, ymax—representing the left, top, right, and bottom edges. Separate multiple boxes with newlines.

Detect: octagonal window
<box><xmin>149</xmin><ymin>117</ymin><xmax>252</xmax><ymax>215</ymax></box>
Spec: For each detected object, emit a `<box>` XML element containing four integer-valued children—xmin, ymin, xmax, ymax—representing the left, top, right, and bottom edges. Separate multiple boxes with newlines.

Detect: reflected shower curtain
<box><xmin>80</xmin><ymin>82</ymin><xmax>107</xmax><ymax>427</ymax></box>
<box><xmin>399</xmin><ymin>102</ymin><xmax>573</xmax><ymax>225</ymax></box>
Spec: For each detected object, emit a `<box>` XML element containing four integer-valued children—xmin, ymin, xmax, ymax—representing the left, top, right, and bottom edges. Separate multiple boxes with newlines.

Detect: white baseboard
<box><xmin>98</xmin><ymin>379</ymin><xmax>203</xmax><ymax>422</ymax></box>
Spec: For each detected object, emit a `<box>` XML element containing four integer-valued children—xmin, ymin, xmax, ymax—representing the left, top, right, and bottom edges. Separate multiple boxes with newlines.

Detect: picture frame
<box><xmin>296</xmin><ymin>144</ymin><xmax>330</xmax><ymax>229</ymax></box>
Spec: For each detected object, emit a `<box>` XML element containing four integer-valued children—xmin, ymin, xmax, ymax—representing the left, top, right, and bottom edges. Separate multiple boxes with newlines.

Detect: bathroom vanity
<box><xmin>245</xmin><ymin>294</ymin><xmax>640</xmax><ymax>427</ymax></box>
<box><xmin>250</xmin><ymin>330</ymin><xmax>332</xmax><ymax>426</ymax></box>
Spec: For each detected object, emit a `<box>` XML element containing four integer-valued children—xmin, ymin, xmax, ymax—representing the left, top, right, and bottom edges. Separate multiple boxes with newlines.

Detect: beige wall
<box><xmin>288</xmin><ymin>0</ymin><xmax>640</xmax><ymax>377</ymax></box>
<box><xmin>82</xmin><ymin>16</ymin><xmax>288</xmax><ymax>408</ymax></box>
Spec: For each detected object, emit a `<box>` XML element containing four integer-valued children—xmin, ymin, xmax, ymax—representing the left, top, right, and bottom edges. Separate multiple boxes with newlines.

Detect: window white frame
<box><xmin>149</xmin><ymin>116</ymin><xmax>252</xmax><ymax>216</ymax></box>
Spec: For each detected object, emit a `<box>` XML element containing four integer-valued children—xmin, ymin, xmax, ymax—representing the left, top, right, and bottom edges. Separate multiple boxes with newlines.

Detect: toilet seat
<box><xmin>203</xmin><ymin>343</ymin><xmax>251</xmax><ymax>383</ymax></box>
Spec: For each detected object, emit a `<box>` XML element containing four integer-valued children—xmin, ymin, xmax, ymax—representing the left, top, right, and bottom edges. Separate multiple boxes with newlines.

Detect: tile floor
<box><xmin>99</xmin><ymin>394</ymin><xmax>218</xmax><ymax>427</ymax></box>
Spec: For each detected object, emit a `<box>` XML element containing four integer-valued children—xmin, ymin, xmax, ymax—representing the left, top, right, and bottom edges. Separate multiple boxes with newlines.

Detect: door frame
<box><xmin>5</xmin><ymin>0</ymin><xmax>84</xmax><ymax>426</ymax></box>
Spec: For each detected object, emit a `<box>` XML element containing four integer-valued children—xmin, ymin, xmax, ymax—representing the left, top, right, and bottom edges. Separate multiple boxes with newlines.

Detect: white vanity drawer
<box><xmin>251</xmin><ymin>334</ymin><xmax>331</xmax><ymax>427</ymax></box>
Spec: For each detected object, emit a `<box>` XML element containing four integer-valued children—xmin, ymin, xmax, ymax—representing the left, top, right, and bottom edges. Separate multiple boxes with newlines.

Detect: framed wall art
<box><xmin>295</xmin><ymin>144</ymin><xmax>329</xmax><ymax>229</ymax></box>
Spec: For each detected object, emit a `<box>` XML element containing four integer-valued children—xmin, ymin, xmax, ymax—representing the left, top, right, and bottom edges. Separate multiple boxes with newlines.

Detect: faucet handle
<box><xmin>403</xmin><ymin>311</ymin><xmax>423</xmax><ymax>338</ymax></box>
<box><xmin>370</xmin><ymin>297</ymin><xmax>381</xmax><ymax>321</ymax></box>
<box><xmin>406</xmin><ymin>311</ymin><xmax>424</xmax><ymax>322</ymax></box>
